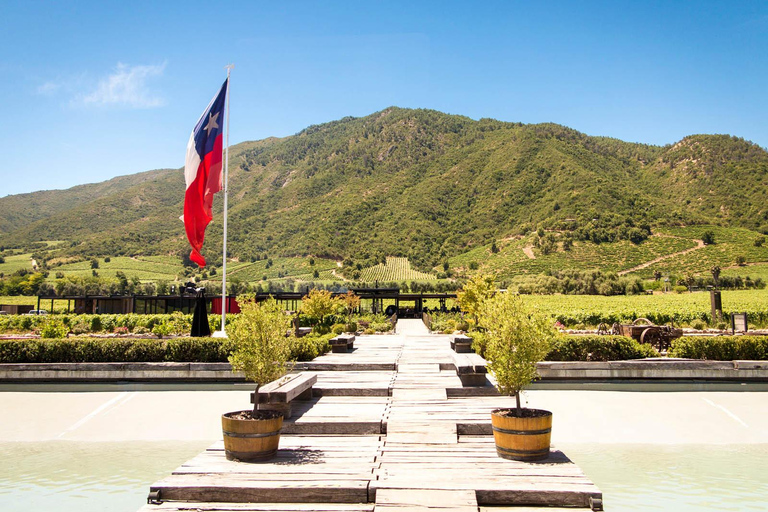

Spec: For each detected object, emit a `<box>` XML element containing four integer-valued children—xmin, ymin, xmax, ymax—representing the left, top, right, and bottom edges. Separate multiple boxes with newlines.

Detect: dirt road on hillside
<box><xmin>618</xmin><ymin>238</ymin><xmax>705</xmax><ymax>276</ymax></box>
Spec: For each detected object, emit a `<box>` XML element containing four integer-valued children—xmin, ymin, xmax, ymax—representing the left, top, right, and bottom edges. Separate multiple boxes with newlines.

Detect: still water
<box><xmin>562</xmin><ymin>443</ymin><xmax>768</xmax><ymax>511</ymax></box>
<box><xmin>1</xmin><ymin>441</ymin><xmax>766</xmax><ymax>511</ymax></box>
<box><xmin>0</xmin><ymin>441</ymin><xmax>209</xmax><ymax>512</ymax></box>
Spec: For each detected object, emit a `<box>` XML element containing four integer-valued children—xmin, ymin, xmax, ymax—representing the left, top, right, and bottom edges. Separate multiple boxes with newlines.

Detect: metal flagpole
<box><xmin>214</xmin><ymin>64</ymin><xmax>234</xmax><ymax>338</ymax></box>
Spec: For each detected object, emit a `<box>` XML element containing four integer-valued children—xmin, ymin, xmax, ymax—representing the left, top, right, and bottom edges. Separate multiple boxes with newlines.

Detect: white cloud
<box><xmin>80</xmin><ymin>62</ymin><xmax>166</xmax><ymax>108</ymax></box>
<box><xmin>36</xmin><ymin>81</ymin><xmax>61</xmax><ymax>95</ymax></box>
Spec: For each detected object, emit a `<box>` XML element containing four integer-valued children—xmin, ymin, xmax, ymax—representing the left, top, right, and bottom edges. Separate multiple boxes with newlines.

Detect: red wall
<box><xmin>211</xmin><ymin>297</ymin><xmax>241</xmax><ymax>315</ymax></box>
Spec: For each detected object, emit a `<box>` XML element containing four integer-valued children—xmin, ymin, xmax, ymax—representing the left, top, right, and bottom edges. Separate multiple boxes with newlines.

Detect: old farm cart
<box><xmin>602</xmin><ymin>317</ymin><xmax>683</xmax><ymax>352</ymax></box>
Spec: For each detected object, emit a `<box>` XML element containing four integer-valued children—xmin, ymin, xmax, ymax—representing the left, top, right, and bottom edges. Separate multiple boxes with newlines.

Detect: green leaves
<box><xmin>456</xmin><ymin>274</ymin><xmax>495</xmax><ymax>324</ymax></box>
<box><xmin>481</xmin><ymin>293</ymin><xmax>557</xmax><ymax>399</ymax></box>
<box><xmin>227</xmin><ymin>297</ymin><xmax>294</xmax><ymax>386</ymax></box>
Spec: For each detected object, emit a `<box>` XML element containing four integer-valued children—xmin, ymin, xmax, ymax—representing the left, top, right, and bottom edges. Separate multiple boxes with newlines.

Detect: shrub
<box><xmin>669</xmin><ymin>336</ymin><xmax>768</xmax><ymax>360</ymax></box>
<box><xmin>20</xmin><ymin>316</ymin><xmax>33</xmax><ymax>331</ymax></box>
<box><xmin>168</xmin><ymin>311</ymin><xmax>191</xmax><ymax>335</ymax></box>
<box><xmin>344</xmin><ymin>322</ymin><xmax>357</xmax><ymax>333</ymax></box>
<box><xmin>456</xmin><ymin>274</ymin><xmax>495</xmax><ymax>324</ymax></box>
<box><xmin>0</xmin><ymin>337</ymin><xmax>231</xmax><ymax>363</ymax></box>
<box><xmin>40</xmin><ymin>318</ymin><xmax>69</xmax><ymax>339</ymax></box>
<box><xmin>690</xmin><ymin>319</ymin><xmax>707</xmax><ymax>330</ymax></box>
<box><xmin>427</xmin><ymin>312</ymin><xmax>464</xmax><ymax>333</ymax></box>
<box><xmin>546</xmin><ymin>335</ymin><xmax>659</xmax><ymax>361</ymax></box>
<box><xmin>166</xmin><ymin>338</ymin><xmax>232</xmax><ymax>362</ymax></box>
<box><xmin>71</xmin><ymin>321</ymin><xmax>90</xmax><ymax>335</ymax></box>
<box><xmin>301</xmin><ymin>289</ymin><xmax>342</xmax><ymax>327</ymax></box>
<box><xmin>470</xmin><ymin>331</ymin><xmax>488</xmax><ymax>357</ymax></box>
<box><xmin>290</xmin><ymin>333</ymin><xmax>332</xmax><ymax>361</ymax></box>
<box><xmin>331</xmin><ymin>323</ymin><xmax>346</xmax><ymax>335</ymax></box>
<box><xmin>431</xmin><ymin>317</ymin><xmax>456</xmax><ymax>332</ymax></box>
<box><xmin>100</xmin><ymin>315</ymin><xmax>116</xmax><ymax>332</ymax></box>
<box><xmin>125</xmin><ymin>339</ymin><xmax>166</xmax><ymax>361</ymax></box>
<box><xmin>372</xmin><ymin>321</ymin><xmax>393</xmax><ymax>332</ymax></box>
<box><xmin>152</xmin><ymin>322</ymin><xmax>172</xmax><ymax>339</ymax></box>
<box><xmin>90</xmin><ymin>316</ymin><xmax>103</xmax><ymax>332</ymax></box>
<box><xmin>313</xmin><ymin>324</ymin><xmax>331</xmax><ymax>335</ymax></box>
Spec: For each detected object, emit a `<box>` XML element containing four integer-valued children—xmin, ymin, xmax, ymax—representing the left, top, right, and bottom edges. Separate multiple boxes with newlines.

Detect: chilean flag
<box><xmin>182</xmin><ymin>79</ymin><xmax>228</xmax><ymax>267</ymax></box>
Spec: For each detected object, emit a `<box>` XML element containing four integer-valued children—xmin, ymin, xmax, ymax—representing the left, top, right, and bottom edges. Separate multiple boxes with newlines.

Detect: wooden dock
<box><xmin>139</xmin><ymin>320</ymin><xmax>603</xmax><ymax>511</ymax></box>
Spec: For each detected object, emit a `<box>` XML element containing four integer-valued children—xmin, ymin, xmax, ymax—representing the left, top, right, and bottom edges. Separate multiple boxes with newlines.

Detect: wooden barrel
<box><xmin>222</xmin><ymin>410</ymin><xmax>283</xmax><ymax>462</ymax></box>
<box><xmin>491</xmin><ymin>408</ymin><xmax>552</xmax><ymax>461</ymax></box>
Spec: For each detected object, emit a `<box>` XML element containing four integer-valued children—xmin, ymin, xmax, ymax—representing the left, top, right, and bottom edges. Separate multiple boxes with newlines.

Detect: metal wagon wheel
<box><xmin>640</xmin><ymin>327</ymin><xmax>661</xmax><ymax>351</ymax></box>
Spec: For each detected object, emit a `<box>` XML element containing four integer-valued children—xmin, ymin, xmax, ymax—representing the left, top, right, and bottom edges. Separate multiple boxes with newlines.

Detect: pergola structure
<box><xmin>37</xmin><ymin>289</ymin><xmax>458</xmax><ymax>316</ymax></box>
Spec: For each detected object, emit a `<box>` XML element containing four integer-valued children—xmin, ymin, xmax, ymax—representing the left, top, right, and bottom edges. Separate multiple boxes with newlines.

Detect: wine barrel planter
<box><xmin>222</xmin><ymin>410</ymin><xmax>283</xmax><ymax>462</ymax></box>
<box><xmin>491</xmin><ymin>408</ymin><xmax>552</xmax><ymax>461</ymax></box>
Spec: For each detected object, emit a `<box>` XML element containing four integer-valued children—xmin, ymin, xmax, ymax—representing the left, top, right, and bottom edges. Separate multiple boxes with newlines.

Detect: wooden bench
<box><xmin>330</xmin><ymin>334</ymin><xmax>355</xmax><ymax>353</ymax></box>
<box><xmin>450</xmin><ymin>334</ymin><xmax>473</xmax><ymax>353</ymax></box>
<box><xmin>452</xmin><ymin>352</ymin><xmax>488</xmax><ymax>386</ymax></box>
<box><xmin>295</xmin><ymin>327</ymin><xmax>313</xmax><ymax>337</ymax></box>
<box><xmin>250</xmin><ymin>372</ymin><xmax>317</xmax><ymax>418</ymax></box>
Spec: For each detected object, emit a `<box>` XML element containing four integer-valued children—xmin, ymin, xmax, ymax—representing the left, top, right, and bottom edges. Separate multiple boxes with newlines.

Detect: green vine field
<box><xmin>360</xmin><ymin>257</ymin><xmax>437</xmax><ymax>282</ymax></box>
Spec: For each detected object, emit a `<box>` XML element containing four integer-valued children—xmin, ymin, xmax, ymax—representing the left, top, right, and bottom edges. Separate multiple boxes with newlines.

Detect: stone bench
<box><xmin>330</xmin><ymin>334</ymin><xmax>356</xmax><ymax>353</ymax></box>
<box><xmin>450</xmin><ymin>334</ymin><xmax>473</xmax><ymax>353</ymax></box>
<box><xmin>250</xmin><ymin>372</ymin><xmax>317</xmax><ymax>418</ymax></box>
<box><xmin>452</xmin><ymin>352</ymin><xmax>488</xmax><ymax>386</ymax></box>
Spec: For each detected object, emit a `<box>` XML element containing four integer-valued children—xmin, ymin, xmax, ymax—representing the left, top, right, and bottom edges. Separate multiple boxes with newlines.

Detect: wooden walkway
<box><xmin>139</xmin><ymin>320</ymin><xmax>603</xmax><ymax>511</ymax></box>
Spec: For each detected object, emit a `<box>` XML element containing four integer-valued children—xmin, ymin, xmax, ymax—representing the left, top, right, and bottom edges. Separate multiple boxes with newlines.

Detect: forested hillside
<box><xmin>1</xmin><ymin>107</ymin><xmax>767</xmax><ymax>276</ymax></box>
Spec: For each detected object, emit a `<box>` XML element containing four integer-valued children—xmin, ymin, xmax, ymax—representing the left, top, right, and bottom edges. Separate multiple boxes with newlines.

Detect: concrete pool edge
<box><xmin>1</xmin><ymin>359</ymin><xmax>767</xmax><ymax>383</ymax></box>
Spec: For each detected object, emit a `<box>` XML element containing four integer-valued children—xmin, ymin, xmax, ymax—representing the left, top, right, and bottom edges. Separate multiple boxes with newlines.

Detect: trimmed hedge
<box><xmin>290</xmin><ymin>333</ymin><xmax>333</xmax><ymax>361</ymax></box>
<box><xmin>0</xmin><ymin>313</ymin><xmax>218</xmax><ymax>335</ymax></box>
<box><xmin>0</xmin><ymin>333</ymin><xmax>333</xmax><ymax>364</ymax></box>
<box><xmin>545</xmin><ymin>335</ymin><xmax>659</xmax><ymax>361</ymax></box>
<box><xmin>0</xmin><ymin>337</ymin><xmax>231</xmax><ymax>363</ymax></box>
<box><xmin>669</xmin><ymin>336</ymin><xmax>768</xmax><ymax>360</ymax></box>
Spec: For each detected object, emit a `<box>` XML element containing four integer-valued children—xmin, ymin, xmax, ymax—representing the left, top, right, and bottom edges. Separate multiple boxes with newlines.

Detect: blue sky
<box><xmin>1</xmin><ymin>1</ymin><xmax>766</xmax><ymax>197</ymax></box>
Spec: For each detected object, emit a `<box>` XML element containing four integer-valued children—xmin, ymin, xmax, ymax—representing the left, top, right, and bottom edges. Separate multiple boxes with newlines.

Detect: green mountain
<box><xmin>1</xmin><ymin>107</ymin><xmax>767</xmax><ymax>277</ymax></box>
<box><xmin>0</xmin><ymin>168</ymin><xmax>172</xmax><ymax>234</ymax></box>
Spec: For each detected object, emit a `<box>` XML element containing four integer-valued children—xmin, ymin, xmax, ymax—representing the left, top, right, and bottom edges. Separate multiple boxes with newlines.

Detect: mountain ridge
<box><xmin>1</xmin><ymin>107</ymin><xmax>767</xmax><ymax>275</ymax></box>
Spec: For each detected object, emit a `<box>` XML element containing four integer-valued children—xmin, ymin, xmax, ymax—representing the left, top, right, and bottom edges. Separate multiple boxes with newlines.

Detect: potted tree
<box><xmin>223</xmin><ymin>296</ymin><xmax>294</xmax><ymax>462</ymax></box>
<box><xmin>481</xmin><ymin>291</ymin><xmax>557</xmax><ymax>461</ymax></box>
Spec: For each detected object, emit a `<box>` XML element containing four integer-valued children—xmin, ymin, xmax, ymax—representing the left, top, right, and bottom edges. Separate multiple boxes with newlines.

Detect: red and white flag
<box><xmin>182</xmin><ymin>79</ymin><xmax>228</xmax><ymax>267</ymax></box>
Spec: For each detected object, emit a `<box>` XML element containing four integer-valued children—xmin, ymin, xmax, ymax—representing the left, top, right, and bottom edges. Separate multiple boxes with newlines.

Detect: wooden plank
<box><xmin>283</xmin><ymin>421</ymin><xmax>383</xmax><ymax>435</ymax></box>
<box><xmin>397</xmin><ymin>364</ymin><xmax>441</xmax><ymax>373</ymax></box>
<box><xmin>151</xmin><ymin>474</ymin><xmax>370</xmax><ymax>503</ymax></box>
<box><xmin>138</xmin><ymin>503</ymin><xmax>376</xmax><ymax>512</ymax></box>
<box><xmin>479</xmin><ymin>508</ymin><xmax>589</xmax><ymax>512</ymax></box>
<box><xmin>371</xmin><ymin>479</ymin><xmax>599</xmax><ymax>507</ymax></box>
<box><xmin>254</xmin><ymin>373</ymin><xmax>318</xmax><ymax>404</ymax></box>
<box><xmin>376</xmin><ymin>489</ymin><xmax>477</xmax><ymax>508</ymax></box>
<box><xmin>391</xmin><ymin>388</ymin><xmax>447</xmax><ymax>400</ymax></box>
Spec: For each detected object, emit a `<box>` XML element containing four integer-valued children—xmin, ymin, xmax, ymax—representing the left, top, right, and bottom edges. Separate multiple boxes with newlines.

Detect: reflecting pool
<box><xmin>561</xmin><ymin>443</ymin><xmax>768</xmax><ymax>511</ymax></box>
<box><xmin>0</xmin><ymin>441</ymin><xmax>209</xmax><ymax>512</ymax></box>
<box><xmin>2</xmin><ymin>441</ymin><xmax>767</xmax><ymax>511</ymax></box>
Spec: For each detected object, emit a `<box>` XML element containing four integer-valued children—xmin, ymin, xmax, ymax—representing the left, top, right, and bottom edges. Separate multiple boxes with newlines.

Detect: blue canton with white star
<box><xmin>193</xmin><ymin>79</ymin><xmax>227</xmax><ymax>157</ymax></box>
